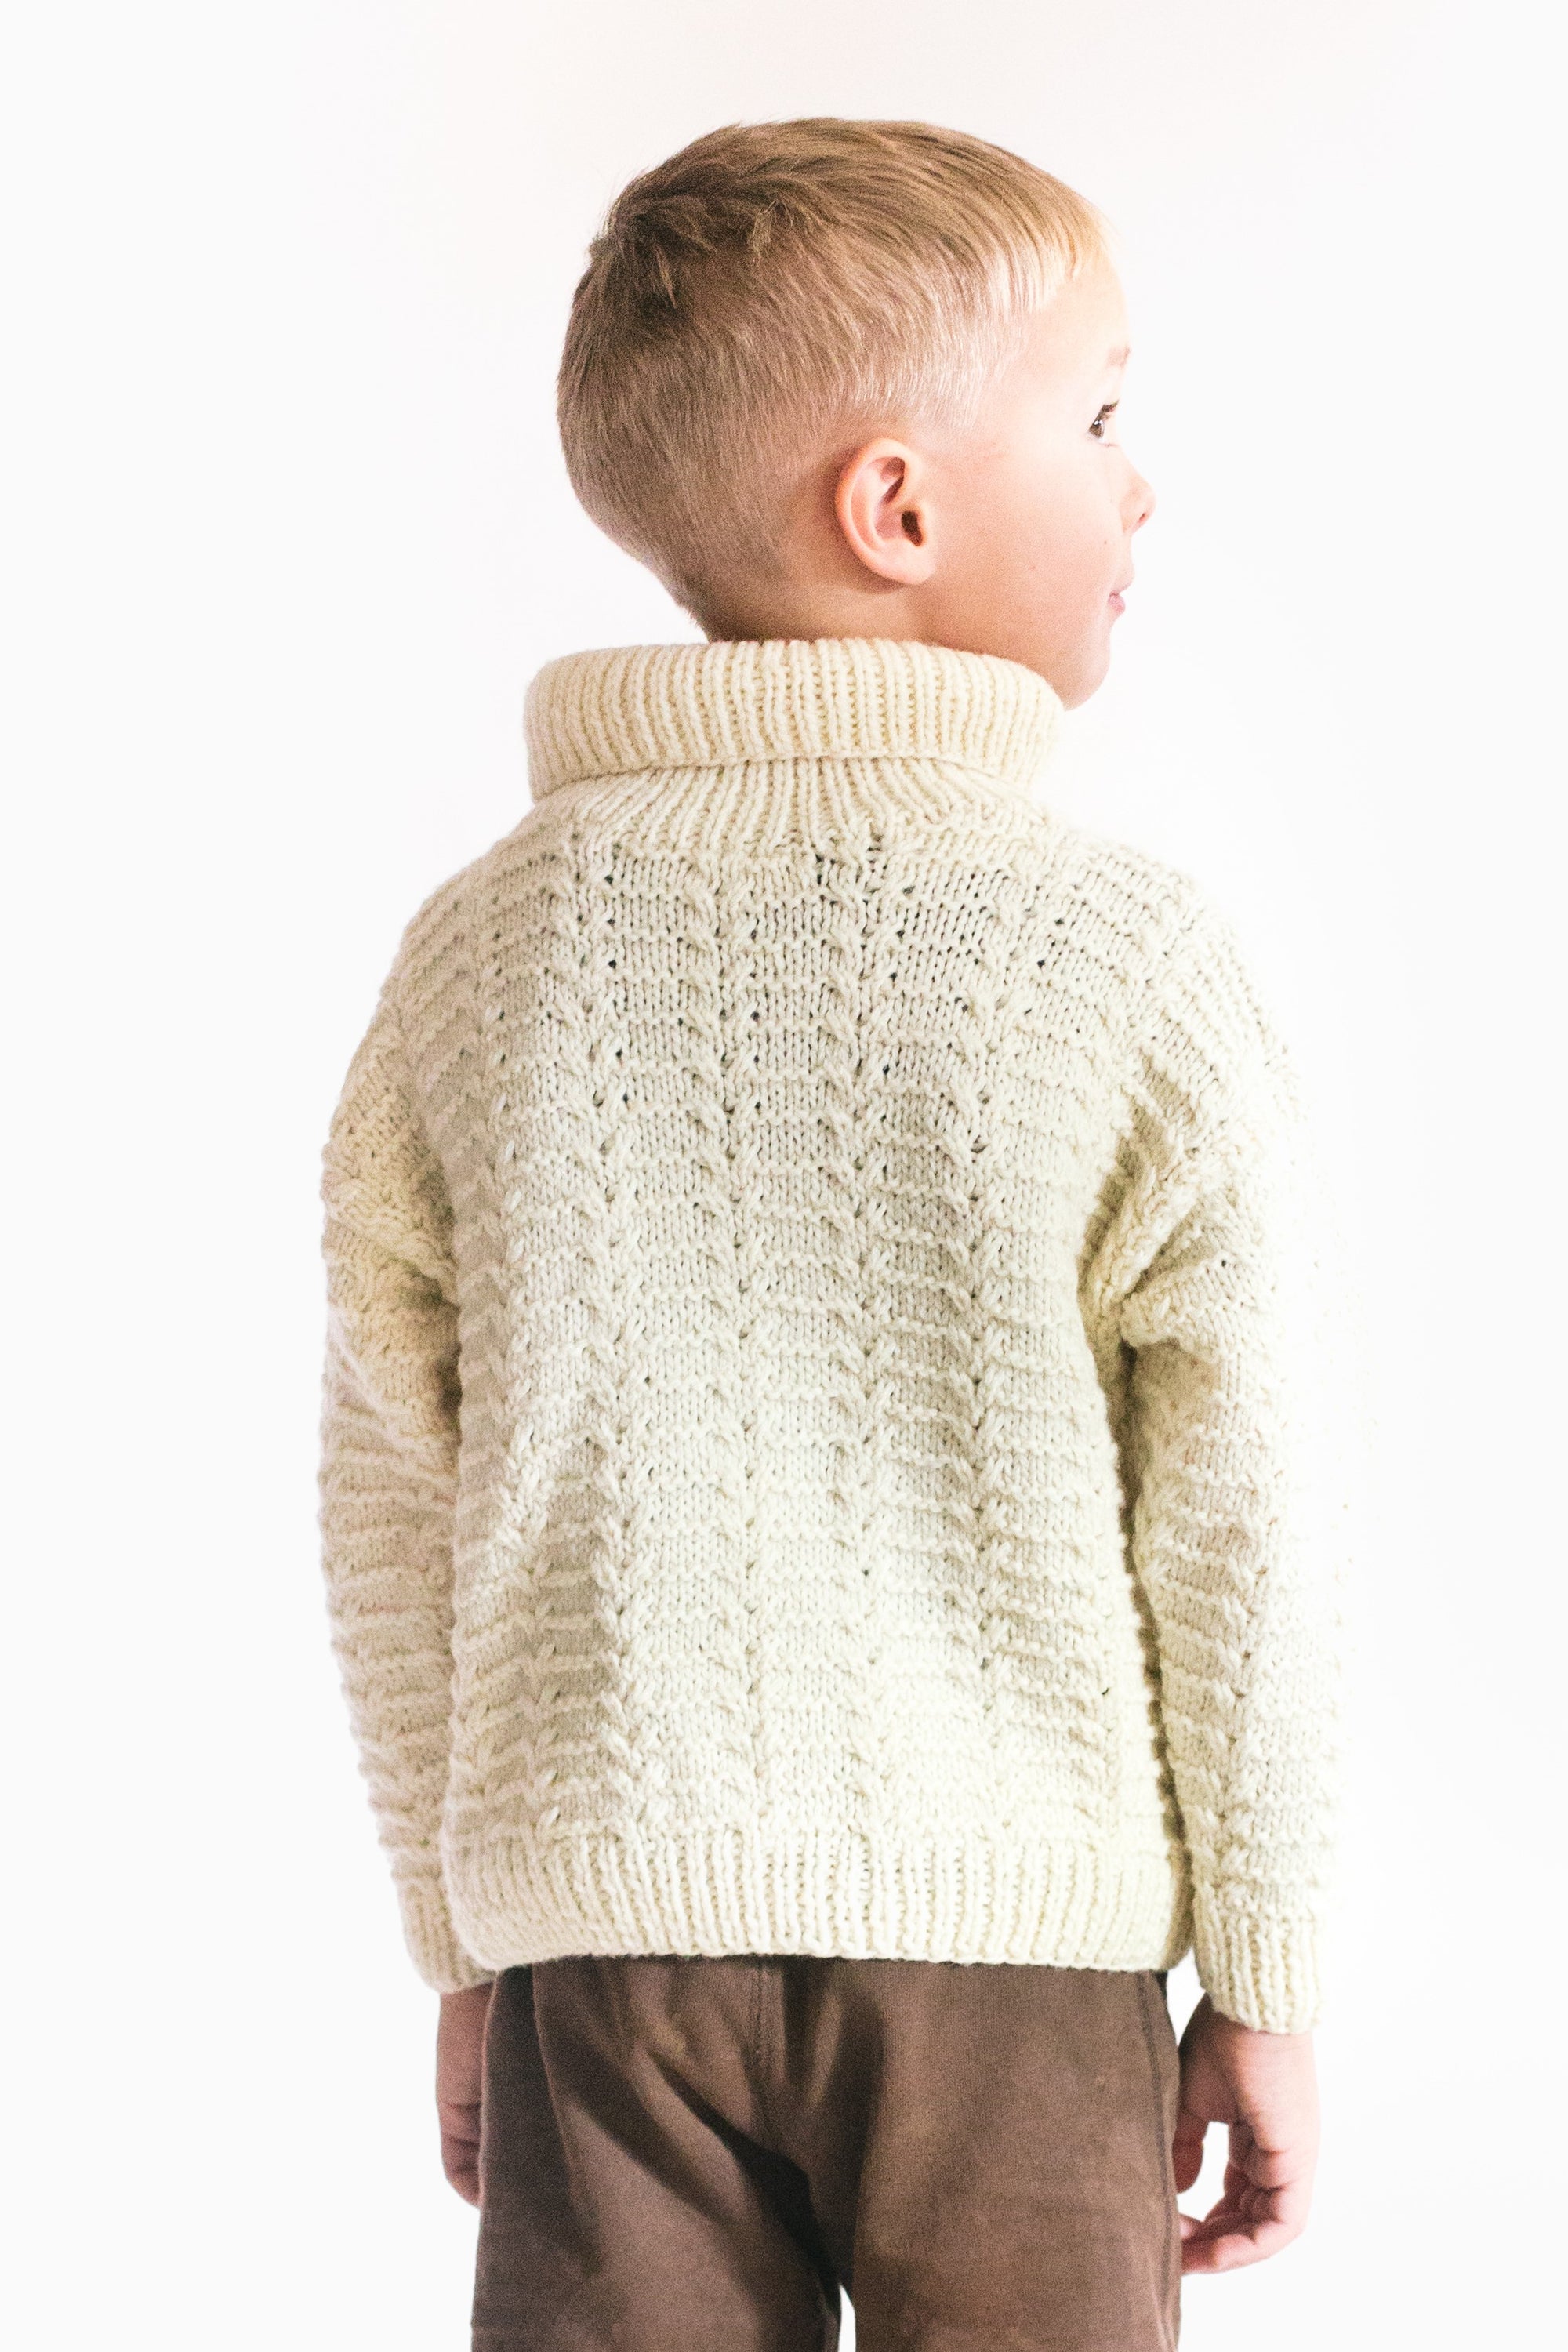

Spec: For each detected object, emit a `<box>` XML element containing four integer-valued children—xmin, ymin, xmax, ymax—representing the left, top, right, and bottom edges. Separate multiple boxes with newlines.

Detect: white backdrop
<box><xmin>5</xmin><ymin>3</ymin><xmax>1562</xmax><ymax>2344</ymax></box>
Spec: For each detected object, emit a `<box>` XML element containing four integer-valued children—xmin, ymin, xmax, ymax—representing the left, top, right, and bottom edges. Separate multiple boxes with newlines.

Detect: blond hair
<box><xmin>557</xmin><ymin>119</ymin><xmax>1114</xmax><ymax>622</ymax></box>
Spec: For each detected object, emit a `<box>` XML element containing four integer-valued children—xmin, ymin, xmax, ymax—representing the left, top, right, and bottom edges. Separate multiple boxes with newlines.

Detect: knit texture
<box><xmin>318</xmin><ymin>637</ymin><xmax>1348</xmax><ymax>2032</ymax></box>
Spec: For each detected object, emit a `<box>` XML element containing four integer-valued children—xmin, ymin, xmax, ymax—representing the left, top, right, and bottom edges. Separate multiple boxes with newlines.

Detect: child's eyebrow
<box><xmin>1105</xmin><ymin>343</ymin><xmax>1131</xmax><ymax>366</ymax></box>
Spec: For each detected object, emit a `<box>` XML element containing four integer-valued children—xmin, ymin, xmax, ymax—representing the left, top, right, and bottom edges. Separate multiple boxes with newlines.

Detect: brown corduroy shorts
<box><xmin>472</xmin><ymin>1953</ymin><xmax>1181</xmax><ymax>2350</ymax></box>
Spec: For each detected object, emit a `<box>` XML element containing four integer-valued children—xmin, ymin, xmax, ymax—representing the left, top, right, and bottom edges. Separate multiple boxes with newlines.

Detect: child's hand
<box><xmin>1173</xmin><ymin>1994</ymin><xmax>1320</xmax><ymax>2273</ymax></box>
<box><xmin>436</xmin><ymin>1981</ymin><xmax>495</xmax><ymax>2205</ymax></box>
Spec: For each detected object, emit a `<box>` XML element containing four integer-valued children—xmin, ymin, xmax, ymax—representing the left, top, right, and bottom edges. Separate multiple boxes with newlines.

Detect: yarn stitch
<box><xmin>318</xmin><ymin>636</ymin><xmax>1346</xmax><ymax>2033</ymax></box>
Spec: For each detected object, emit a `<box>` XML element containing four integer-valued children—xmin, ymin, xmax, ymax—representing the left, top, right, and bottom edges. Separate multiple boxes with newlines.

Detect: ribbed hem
<box><xmin>1192</xmin><ymin>1888</ymin><xmax>1328</xmax><ymax>2033</ymax></box>
<box><xmin>397</xmin><ymin>1872</ymin><xmax>496</xmax><ymax>1995</ymax></box>
<box><xmin>523</xmin><ymin>638</ymin><xmax>1062</xmax><ymax>801</ymax></box>
<box><xmin>446</xmin><ymin>1828</ymin><xmax>1189</xmax><ymax>1975</ymax></box>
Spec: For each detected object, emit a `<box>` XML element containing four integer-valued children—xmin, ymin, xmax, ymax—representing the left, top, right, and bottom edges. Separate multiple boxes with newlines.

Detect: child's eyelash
<box><xmin>1090</xmin><ymin>401</ymin><xmax>1119</xmax><ymax>439</ymax></box>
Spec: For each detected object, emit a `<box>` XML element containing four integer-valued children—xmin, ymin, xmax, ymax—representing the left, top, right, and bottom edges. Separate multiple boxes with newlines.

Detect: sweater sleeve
<box><xmin>1112</xmin><ymin>906</ymin><xmax>1348</xmax><ymax>2034</ymax></box>
<box><xmin>318</xmin><ymin>971</ymin><xmax>493</xmax><ymax>1994</ymax></box>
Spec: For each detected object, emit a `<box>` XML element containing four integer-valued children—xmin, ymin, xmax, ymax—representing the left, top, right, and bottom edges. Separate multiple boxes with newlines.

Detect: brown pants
<box><xmin>474</xmin><ymin>1955</ymin><xmax>1181</xmax><ymax>2350</ymax></box>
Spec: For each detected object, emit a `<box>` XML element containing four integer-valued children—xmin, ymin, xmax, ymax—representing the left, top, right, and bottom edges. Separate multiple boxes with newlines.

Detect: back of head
<box><xmin>557</xmin><ymin>119</ymin><xmax>1112</xmax><ymax>629</ymax></box>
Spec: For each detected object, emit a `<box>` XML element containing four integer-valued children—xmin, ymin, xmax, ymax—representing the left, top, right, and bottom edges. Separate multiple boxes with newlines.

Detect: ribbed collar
<box><xmin>523</xmin><ymin>637</ymin><xmax>1064</xmax><ymax>802</ymax></box>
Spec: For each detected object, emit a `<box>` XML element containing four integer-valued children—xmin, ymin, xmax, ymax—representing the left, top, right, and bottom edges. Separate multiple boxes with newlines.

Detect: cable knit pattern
<box><xmin>318</xmin><ymin>637</ymin><xmax>1346</xmax><ymax>2031</ymax></box>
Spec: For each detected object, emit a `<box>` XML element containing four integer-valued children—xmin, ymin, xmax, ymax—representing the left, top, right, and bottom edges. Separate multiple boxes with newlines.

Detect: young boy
<box><xmin>318</xmin><ymin>118</ymin><xmax>1346</xmax><ymax>2350</ymax></box>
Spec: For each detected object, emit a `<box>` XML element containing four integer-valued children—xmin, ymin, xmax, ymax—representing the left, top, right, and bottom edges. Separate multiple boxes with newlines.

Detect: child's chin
<box><xmin>1056</xmin><ymin>644</ymin><xmax>1112</xmax><ymax>710</ymax></box>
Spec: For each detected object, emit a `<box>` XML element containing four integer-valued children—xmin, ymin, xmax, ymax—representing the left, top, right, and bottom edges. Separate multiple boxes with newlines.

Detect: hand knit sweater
<box><xmin>318</xmin><ymin>635</ymin><xmax>1346</xmax><ymax>2034</ymax></box>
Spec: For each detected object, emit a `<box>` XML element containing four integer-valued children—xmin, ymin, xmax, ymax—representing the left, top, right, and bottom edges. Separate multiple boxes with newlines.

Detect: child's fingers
<box><xmin>1171</xmin><ymin>2102</ymin><xmax>1208</xmax><ymax>2193</ymax></box>
<box><xmin>1236</xmin><ymin>2137</ymin><xmax>1305</xmax><ymax>2191</ymax></box>
<box><xmin>1229</xmin><ymin>2114</ymin><xmax>1316</xmax><ymax>2180</ymax></box>
<box><xmin>1181</xmin><ymin>2209</ymin><xmax>1297</xmax><ymax>2272</ymax></box>
<box><xmin>1179</xmin><ymin>2171</ymin><xmax>1312</xmax><ymax>2272</ymax></box>
<box><xmin>438</xmin><ymin>2097</ymin><xmax>484</xmax><ymax>2206</ymax></box>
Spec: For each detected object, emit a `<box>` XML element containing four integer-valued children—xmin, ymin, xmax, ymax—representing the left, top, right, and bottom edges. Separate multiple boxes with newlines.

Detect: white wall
<box><xmin>5</xmin><ymin>2</ymin><xmax>1561</xmax><ymax>2344</ymax></box>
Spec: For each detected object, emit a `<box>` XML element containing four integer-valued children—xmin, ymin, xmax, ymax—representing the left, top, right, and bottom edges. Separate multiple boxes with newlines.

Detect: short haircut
<box><xmin>557</xmin><ymin>118</ymin><xmax>1113</xmax><ymax>624</ymax></box>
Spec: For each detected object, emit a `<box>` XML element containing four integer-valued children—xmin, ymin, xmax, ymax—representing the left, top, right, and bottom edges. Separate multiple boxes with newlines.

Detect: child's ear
<box><xmin>833</xmin><ymin>437</ymin><xmax>938</xmax><ymax>587</ymax></box>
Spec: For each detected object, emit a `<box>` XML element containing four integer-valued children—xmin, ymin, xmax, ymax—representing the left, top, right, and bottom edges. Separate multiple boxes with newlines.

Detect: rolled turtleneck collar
<box><xmin>522</xmin><ymin>637</ymin><xmax>1065</xmax><ymax>803</ymax></box>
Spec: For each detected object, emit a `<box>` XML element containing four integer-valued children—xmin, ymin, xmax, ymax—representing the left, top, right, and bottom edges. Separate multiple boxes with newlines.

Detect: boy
<box><xmin>319</xmin><ymin>119</ymin><xmax>1346</xmax><ymax>2350</ymax></box>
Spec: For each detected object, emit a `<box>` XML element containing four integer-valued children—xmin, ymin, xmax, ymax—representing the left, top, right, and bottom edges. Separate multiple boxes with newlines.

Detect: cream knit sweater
<box><xmin>318</xmin><ymin>636</ymin><xmax>1346</xmax><ymax>2034</ymax></box>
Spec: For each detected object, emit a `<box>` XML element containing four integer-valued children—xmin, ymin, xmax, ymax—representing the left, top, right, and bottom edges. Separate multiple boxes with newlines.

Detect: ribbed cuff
<box><xmin>1192</xmin><ymin>1887</ymin><xmax>1327</xmax><ymax>2032</ymax></box>
<box><xmin>397</xmin><ymin>1872</ymin><xmax>495</xmax><ymax>1994</ymax></box>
